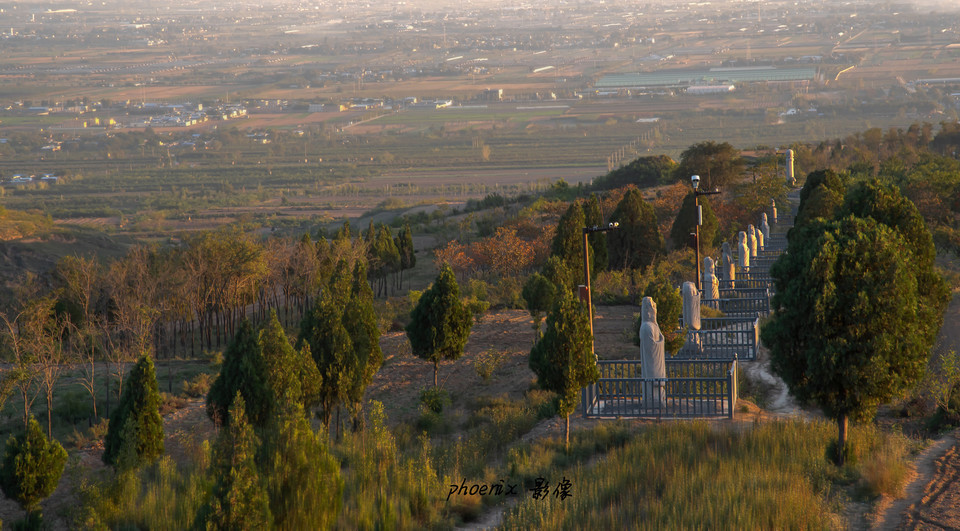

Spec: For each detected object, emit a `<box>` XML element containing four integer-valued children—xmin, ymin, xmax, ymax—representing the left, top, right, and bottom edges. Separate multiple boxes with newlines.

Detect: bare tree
<box><xmin>1</xmin><ymin>310</ymin><xmax>41</xmax><ymax>430</ymax></box>
<box><xmin>56</xmin><ymin>255</ymin><xmax>103</xmax><ymax>421</ymax></box>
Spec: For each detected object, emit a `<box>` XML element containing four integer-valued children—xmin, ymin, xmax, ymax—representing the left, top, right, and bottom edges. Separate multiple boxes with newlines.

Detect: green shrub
<box><xmin>418</xmin><ymin>387</ymin><xmax>450</xmax><ymax>414</ymax></box>
<box><xmin>182</xmin><ymin>373</ymin><xmax>214</xmax><ymax>399</ymax></box>
<box><xmin>0</xmin><ymin>417</ymin><xmax>68</xmax><ymax>516</ymax></box>
<box><xmin>56</xmin><ymin>389</ymin><xmax>96</xmax><ymax>425</ymax></box>
<box><xmin>474</xmin><ymin>350</ymin><xmax>508</xmax><ymax>382</ymax></box>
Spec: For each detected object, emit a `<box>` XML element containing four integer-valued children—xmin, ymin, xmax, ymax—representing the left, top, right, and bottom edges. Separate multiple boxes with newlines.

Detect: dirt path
<box><xmin>872</xmin><ymin>430</ymin><xmax>960</xmax><ymax>530</ymax></box>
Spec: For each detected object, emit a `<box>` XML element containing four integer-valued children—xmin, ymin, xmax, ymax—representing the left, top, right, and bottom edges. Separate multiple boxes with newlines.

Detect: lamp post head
<box><xmin>691</xmin><ymin>174</ymin><xmax>700</xmax><ymax>190</ymax></box>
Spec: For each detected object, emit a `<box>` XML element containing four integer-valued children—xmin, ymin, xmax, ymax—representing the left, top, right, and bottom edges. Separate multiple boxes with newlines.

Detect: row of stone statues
<box><xmin>638</xmin><ymin>201</ymin><xmax>778</xmax><ymax>405</ymax></box>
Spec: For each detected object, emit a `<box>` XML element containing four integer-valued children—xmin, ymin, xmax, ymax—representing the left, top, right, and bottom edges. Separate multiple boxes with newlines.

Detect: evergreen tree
<box><xmin>763</xmin><ymin>216</ymin><xmax>944</xmax><ymax>464</ymax></box>
<box><xmin>262</xmin><ymin>406</ymin><xmax>343</xmax><ymax>530</ymax></box>
<box><xmin>344</xmin><ymin>260</ymin><xmax>383</xmax><ymax>429</ymax></box>
<box><xmin>299</xmin><ymin>287</ymin><xmax>355</xmax><ymax>426</ymax></box>
<box><xmin>550</xmin><ymin>201</ymin><xmax>586</xmax><ymax>286</ymax></box>
<box><xmin>0</xmin><ymin>416</ymin><xmax>67</xmax><ymax>520</ymax></box>
<box><xmin>839</xmin><ymin>179</ymin><xmax>950</xmax><ymax>348</ymax></box>
<box><xmin>522</xmin><ymin>273</ymin><xmax>557</xmax><ymax>339</ymax></box>
<box><xmin>675</xmin><ymin>141</ymin><xmax>744</xmax><ymax>190</ymax></box>
<box><xmin>795</xmin><ymin>169</ymin><xmax>847</xmax><ymax>227</ymax></box>
<box><xmin>607</xmin><ymin>188</ymin><xmax>663</xmax><ymax>270</ymax></box>
<box><xmin>529</xmin><ymin>291</ymin><xmax>598</xmax><ymax>449</ymax></box>
<box><xmin>406</xmin><ymin>265</ymin><xmax>473</xmax><ymax>388</ymax></box>
<box><xmin>541</xmin><ymin>255</ymin><xmax>573</xmax><ymax>294</ymax></box>
<box><xmin>203</xmin><ymin>393</ymin><xmax>272</xmax><ymax>530</ymax></box>
<box><xmin>584</xmin><ymin>194</ymin><xmax>609</xmax><ymax>275</ymax></box>
<box><xmin>259</xmin><ymin>312</ymin><xmax>306</xmax><ymax>415</ymax></box>
<box><xmin>207</xmin><ymin>319</ymin><xmax>272</xmax><ymax>428</ymax></box>
<box><xmin>395</xmin><ymin>222</ymin><xmax>416</xmax><ymax>289</ymax></box>
<box><xmin>591</xmin><ymin>154</ymin><xmax>677</xmax><ymax>190</ymax></box>
<box><xmin>102</xmin><ymin>355</ymin><xmax>164</xmax><ymax>469</ymax></box>
<box><xmin>670</xmin><ymin>192</ymin><xmax>719</xmax><ymax>251</ymax></box>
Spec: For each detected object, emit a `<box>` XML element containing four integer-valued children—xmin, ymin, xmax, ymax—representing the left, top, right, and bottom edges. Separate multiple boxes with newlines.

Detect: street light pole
<box><xmin>690</xmin><ymin>174</ymin><xmax>720</xmax><ymax>293</ymax></box>
<box><xmin>582</xmin><ymin>222</ymin><xmax>619</xmax><ymax>356</ymax></box>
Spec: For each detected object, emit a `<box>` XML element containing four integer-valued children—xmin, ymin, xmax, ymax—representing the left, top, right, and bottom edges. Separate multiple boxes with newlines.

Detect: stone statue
<box><xmin>702</xmin><ymin>256</ymin><xmax>719</xmax><ymax>300</ymax></box>
<box><xmin>738</xmin><ymin>231</ymin><xmax>750</xmax><ymax>270</ymax></box>
<box><xmin>760</xmin><ymin>213</ymin><xmax>770</xmax><ymax>244</ymax></box>
<box><xmin>681</xmin><ymin>281</ymin><xmax>702</xmax><ymax>354</ymax></box>
<box><xmin>721</xmin><ymin>241</ymin><xmax>736</xmax><ymax>284</ymax></box>
<box><xmin>756</xmin><ymin>222</ymin><xmax>764</xmax><ymax>250</ymax></box>
<box><xmin>771</xmin><ymin>199</ymin><xmax>778</xmax><ymax>224</ymax></box>
<box><xmin>638</xmin><ymin>296</ymin><xmax>666</xmax><ymax>406</ymax></box>
<box><xmin>747</xmin><ymin>225</ymin><xmax>758</xmax><ymax>258</ymax></box>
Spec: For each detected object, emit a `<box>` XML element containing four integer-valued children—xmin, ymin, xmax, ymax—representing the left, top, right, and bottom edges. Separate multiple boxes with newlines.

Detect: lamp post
<box><xmin>582</xmin><ymin>222</ymin><xmax>619</xmax><ymax>355</ymax></box>
<box><xmin>691</xmin><ymin>174</ymin><xmax>720</xmax><ymax>292</ymax></box>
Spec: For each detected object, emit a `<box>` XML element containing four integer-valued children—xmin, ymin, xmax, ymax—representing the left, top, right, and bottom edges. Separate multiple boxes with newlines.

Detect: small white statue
<box><xmin>747</xmin><ymin>225</ymin><xmax>758</xmax><ymax>258</ymax></box>
<box><xmin>761</xmin><ymin>213</ymin><xmax>771</xmax><ymax>244</ymax></box>
<box><xmin>639</xmin><ymin>297</ymin><xmax>666</xmax><ymax>406</ymax></box>
<box><xmin>738</xmin><ymin>231</ymin><xmax>750</xmax><ymax>270</ymax></box>
<box><xmin>702</xmin><ymin>256</ymin><xmax>720</xmax><ymax>300</ymax></box>
<box><xmin>756</xmin><ymin>223</ymin><xmax>765</xmax><ymax>251</ymax></box>
<box><xmin>771</xmin><ymin>199</ymin><xmax>778</xmax><ymax>225</ymax></box>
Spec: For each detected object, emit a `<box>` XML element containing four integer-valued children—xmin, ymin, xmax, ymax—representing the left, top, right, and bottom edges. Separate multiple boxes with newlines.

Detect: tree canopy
<box><xmin>607</xmin><ymin>188</ymin><xmax>663</xmax><ymax>270</ymax></box>
<box><xmin>406</xmin><ymin>265</ymin><xmax>473</xmax><ymax>387</ymax></box>
<box><xmin>550</xmin><ymin>200</ymin><xmax>587</xmax><ymax>286</ymax></box>
<box><xmin>763</xmin><ymin>213</ymin><xmax>945</xmax><ymax>464</ymax></box>
<box><xmin>0</xmin><ymin>416</ymin><xmax>68</xmax><ymax>516</ymax></box>
<box><xmin>592</xmin><ymin>154</ymin><xmax>677</xmax><ymax>190</ymax></box>
<box><xmin>670</xmin><ymin>192</ymin><xmax>719</xmax><ymax>251</ymax></box>
<box><xmin>529</xmin><ymin>290</ymin><xmax>599</xmax><ymax>449</ymax></box>
<box><xmin>102</xmin><ymin>355</ymin><xmax>164</xmax><ymax>469</ymax></box>
<box><xmin>675</xmin><ymin>141</ymin><xmax>744</xmax><ymax>190</ymax></box>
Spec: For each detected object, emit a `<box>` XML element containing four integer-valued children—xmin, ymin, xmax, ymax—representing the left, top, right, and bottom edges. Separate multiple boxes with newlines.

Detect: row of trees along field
<box><xmin>0</xmin><ymin>220</ymin><xmax>414</xmax><ymax>437</ymax></box>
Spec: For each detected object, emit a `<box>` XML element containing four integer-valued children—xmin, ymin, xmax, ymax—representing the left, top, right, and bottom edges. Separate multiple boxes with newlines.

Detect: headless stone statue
<box><xmin>722</xmin><ymin>241</ymin><xmax>736</xmax><ymax>284</ymax></box>
<box><xmin>702</xmin><ymin>256</ymin><xmax>719</xmax><ymax>300</ymax></box>
<box><xmin>760</xmin><ymin>213</ymin><xmax>771</xmax><ymax>244</ymax></box>
<box><xmin>638</xmin><ymin>297</ymin><xmax>666</xmax><ymax>406</ymax></box>
<box><xmin>771</xmin><ymin>199</ymin><xmax>778</xmax><ymax>225</ymax></box>
<box><xmin>747</xmin><ymin>225</ymin><xmax>758</xmax><ymax>258</ymax></box>
<box><xmin>681</xmin><ymin>281</ymin><xmax>702</xmax><ymax>354</ymax></box>
<box><xmin>738</xmin><ymin>231</ymin><xmax>750</xmax><ymax>270</ymax></box>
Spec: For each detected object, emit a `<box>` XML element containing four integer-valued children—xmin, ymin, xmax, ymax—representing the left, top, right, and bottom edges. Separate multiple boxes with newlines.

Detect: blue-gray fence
<box><xmin>675</xmin><ymin>316</ymin><xmax>760</xmax><ymax>360</ymax></box>
<box><xmin>581</xmin><ymin>358</ymin><xmax>738</xmax><ymax>419</ymax></box>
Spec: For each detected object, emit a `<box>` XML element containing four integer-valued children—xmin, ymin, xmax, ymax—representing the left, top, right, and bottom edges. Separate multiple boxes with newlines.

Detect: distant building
<box><xmin>686</xmin><ymin>85</ymin><xmax>735</xmax><ymax>95</ymax></box>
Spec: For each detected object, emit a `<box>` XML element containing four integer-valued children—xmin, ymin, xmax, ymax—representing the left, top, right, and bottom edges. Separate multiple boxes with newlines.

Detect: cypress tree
<box><xmin>529</xmin><ymin>291</ymin><xmax>598</xmax><ymax>449</ymax></box>
<box><xmin>344</xmin><ymin>260</ymin><xmax>383</xmax><ymax>429</ymax></box>
<box><xmin>102</xmin><ymin>355</ymin><xmax>164</xmax><ymax>469</ymax></box>
<box><xmin>550</xmin><ymin>201</ymin><xmax>586</xmax><ymax>286</ymax></box>
<box><xmin>0</xmin><ymin>416</ymin><xmax>67</xmax><ymax>520</ymax></box>
<box><xmin>522</xmin><ymin>272</ymin><xmax>557</xmax><ymax>339</ymax></box>
<box><xmin>262</xmin><ymin>405</ymin><xmax>343</xmax><ymax>529</ymax></box>
<box><xmin>395</xmin><ymin>222</ymin><xmax>416</xmax><ymax>289</ymax></box>
<box><xmin>406</xmin><ymin>265</ymin><xmax>473</xmax><ymax>388</ymax></box>
<box><xmin>300</xmin><ymin>288</ymin><xmax>355</xmax><ymax>426</ymax></box>
<box><xmin>203</xmin><ymin>393</ymin><xmax>272</xmax><ymax>530</ymax></box>
<box><xmin>207</xmin><ymin>319</ymin><xmax>272</xmax><ymax>428</ymax></box>
<box><xmin>607</xmin><ymin>188</ymin><xmax>663</xmax><ymax>270</ymax></box>
<box><xmin>670</xmin><ymin>192</ymin><xmax>719</xmax><ymax>251</ymax></box>
<box><xmin>584</xmin><ymin>194</ymin><xmax>609</xmax><ymax>274</ymax></box>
